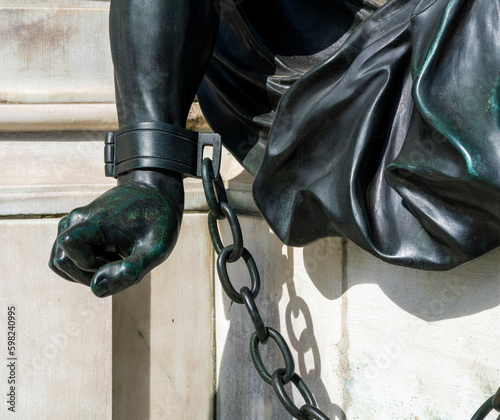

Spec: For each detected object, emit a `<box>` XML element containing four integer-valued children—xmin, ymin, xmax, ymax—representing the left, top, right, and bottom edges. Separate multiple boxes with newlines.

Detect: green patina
<box><xmin>413</xmin><ymin>0</ymin><xmax>479</xmax><ymax>178</ymax></box>
<box><xmin>488</xmin><ymin>76</ymin><xmax>500</xmax><ymax>123</ymax></box>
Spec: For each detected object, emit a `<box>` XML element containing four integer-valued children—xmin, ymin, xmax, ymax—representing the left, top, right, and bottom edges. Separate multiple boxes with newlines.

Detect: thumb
<box><xmin>90</xmin><ymin>252</ymin><xmax>150</xmax><ymax>298</ymax></box>
<box><xmin>90</xmin><ymin>220</ymin><xmax>177</xmax><ymax>297</ymax></box>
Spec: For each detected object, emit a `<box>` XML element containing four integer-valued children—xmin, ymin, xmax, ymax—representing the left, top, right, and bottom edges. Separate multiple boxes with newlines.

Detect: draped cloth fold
<box><xmin>198</xmin><ymin>0</ymin><xmax>500</xmax><ymax>270</ymax></box>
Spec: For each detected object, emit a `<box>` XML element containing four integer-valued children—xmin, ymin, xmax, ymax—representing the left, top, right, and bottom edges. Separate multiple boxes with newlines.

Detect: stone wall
<box><xmin>0</xmin><ymin>2</ymin><xmax>499</xmax><ymax>420</ymax></box>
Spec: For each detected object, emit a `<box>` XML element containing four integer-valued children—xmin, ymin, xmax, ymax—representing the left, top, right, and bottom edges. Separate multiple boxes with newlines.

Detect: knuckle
<box><xmin>57</xmin><ymin>216</ymin><xmax>69</xmax><ymax>231</ymax></box>
<box><xmin>52</xmin><ymin>254</ymin><xmax>67</xmax><ymax>271</ymax></box>
<box><xmin>119</xmin><ymin>261</ymin><xmax>138</xmax><ymax>280</ymax></box>
<box><xmin>67</xmin><ymin>207</ymin><xmax>88</xmax><ymax>225</ymax></box>
<box><xmin>57</xmin><ymin>233</ymin><xmax>75</xmax><ymax>249</ymax></box>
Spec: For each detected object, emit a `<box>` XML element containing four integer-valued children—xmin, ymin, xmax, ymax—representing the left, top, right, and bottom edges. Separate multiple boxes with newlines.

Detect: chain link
<box><xmin>202</xmin><ymin>157</ymin><xmax>331</xmax><ymax>419</ymax></box>
<box><xmin>494</xmin><ymin>387</ymin><xmax>500</xmax><ymax>411</ymax></box>
<box><xmin>301</xmin><ymin>405</ymin><xmax>332</xmax><ymax>420</ymax></box>
<box><xmin>271</xmin><ymin>369</ymin><xmax>317</xmax><ymax>420</ymax></box>
<box><xmin>202</xmin><ymin>158</ymin><xmax>228</xmax><ymax>220</ymax></box>
<box><xmin>471</xmin><ymin>387</ymin><xmax>500</xmax><ymax>420</ymax></box>
<box><xmin>250</xmin><ymin>327</ymin><xmax>295</xmax><ymax>385</ymax></box>
<box><xmin>208</xmin><ymin>201</ymin><xmax>243</xmax><ymax>262</ymax></box>
<box><xmin>217</xmin><ymin>246</ymin><xmax>260</xmax><ymax>304</ymax></box>
<box><xmin>241</xmin><ymin>286</ymin><xmax>269</xmax><ymax>344</ymax></box>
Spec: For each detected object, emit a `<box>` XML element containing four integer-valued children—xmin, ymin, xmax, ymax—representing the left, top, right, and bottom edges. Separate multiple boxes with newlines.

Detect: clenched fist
<box><xmin>49</xmin><ymin>170</ymin><xmax>184</xmax><ymax>297</ymax></box>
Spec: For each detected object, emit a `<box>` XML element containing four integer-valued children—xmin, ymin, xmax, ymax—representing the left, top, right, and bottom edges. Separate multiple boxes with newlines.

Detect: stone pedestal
<box><xmin>1</xmin><ymin>2</ymin><xmax>499</xmax><ymax>420</ymax></box>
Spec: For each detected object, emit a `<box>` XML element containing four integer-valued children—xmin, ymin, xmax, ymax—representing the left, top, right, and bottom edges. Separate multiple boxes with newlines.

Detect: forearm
<box><xmin>51</xmin><ymin>1</ymin><xmax>219</xmax><ymax>295</ymax></box>
<box><xmin>109</xmin><ymin>0</ymin><xmax>220</xmax><ymax>206</ymax></box>
<box><xmin>109</xmin><ymin>0</ymin><xmax>220</xmax><ymax>127</ymax></box>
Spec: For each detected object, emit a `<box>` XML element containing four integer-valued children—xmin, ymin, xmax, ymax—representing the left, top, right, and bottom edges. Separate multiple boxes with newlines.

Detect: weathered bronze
<box><xmin>202</xmin><ymin>156</ymin><xmax>330</xmax><ymax>419</ymax></box>
<box><xmin>49</xmin><ymin>170</ymin><xmax>183</xmax><ymax>297</ymax></box>
<box><xmin>49</xmin><ymin>0</ymin><xmax>219</xmax><ymax>296</ymax></box>
<box><xmin>50</xmin><ymin>0</ymin><xmax>500</xmax><ymax>295</ymax></box>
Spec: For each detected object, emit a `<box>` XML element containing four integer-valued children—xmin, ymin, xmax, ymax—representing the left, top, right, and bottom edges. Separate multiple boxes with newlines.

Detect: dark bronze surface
<box><xmin>50</xmin><ymin>0</ymin><xmax>500</xmax><ymax>296</ymax></box>
<box><xmin>49</xmin><ymin>170</ymin><xmax>183</xmax><ymax>297</ymax></box>
<box><xmin>49</xmin><ymin>0</ymin><xmax>218</xmax><ymax>296</ymax></box>
<box><xmin>104</xmin><ymin>123</ymin><xmax>221</xmax><ymax>179</ymax></box>
<box><xmin>201</xmin><ymin>0</ymin><xmax>500</xmax><ymax>270</ymax></box>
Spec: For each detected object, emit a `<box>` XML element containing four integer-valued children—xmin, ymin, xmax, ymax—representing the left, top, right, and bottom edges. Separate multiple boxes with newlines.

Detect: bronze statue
<box><xmin>49</xmin><ymin>0</ymin><xmax>500</xmax><ymax>297</ymax></box>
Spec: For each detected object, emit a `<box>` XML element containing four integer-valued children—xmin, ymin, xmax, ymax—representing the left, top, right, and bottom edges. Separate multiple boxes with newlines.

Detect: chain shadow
<box><xmin>283</xmin><ymin>266</ymin><xmax>346</xmax><ymax>420</ymax></box>
<box><xmin>216</xmin><ymin>216</ymin><xmax>345</xmax><ymax>419</ymax></box>
<box><xmin>216</xmin><ymin>215</ymin><xmax>500</xmax><ymax>419</ymax></box>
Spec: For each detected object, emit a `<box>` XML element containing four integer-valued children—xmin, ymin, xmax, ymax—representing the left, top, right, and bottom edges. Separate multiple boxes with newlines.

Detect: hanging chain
<box><xmin>201</xmin><ymin>158</ymin><xmax>331</xmax><ymax>420</ymax></box>
<box><xmin>201</xmin><ymin>156</ymin><xmax>500</xmax><ymax>420</ymax></box>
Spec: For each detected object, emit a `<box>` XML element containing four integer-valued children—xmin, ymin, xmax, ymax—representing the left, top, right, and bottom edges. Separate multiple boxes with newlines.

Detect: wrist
<box><xmin>118</xmin><ymin>169</ymin><xmax>185</xmax><ymax>214</ymax></box>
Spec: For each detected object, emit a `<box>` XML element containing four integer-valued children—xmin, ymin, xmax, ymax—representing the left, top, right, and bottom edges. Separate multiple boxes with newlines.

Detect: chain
<box><xmin>201</xmin><ymin>157</ymin><xmax>500</xmax><ymax>420</ymax></box>
<box><xmin>201</xmin><ymin>158</ymin><xmax>331</xmax><ymax>420</ymax></box>
<box><xmin>471</xmin><ymin>387</ymin><xmax>500</xmax><ymax>420</ymax></box>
